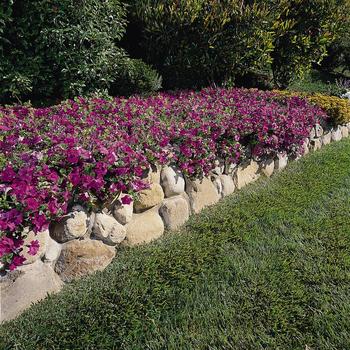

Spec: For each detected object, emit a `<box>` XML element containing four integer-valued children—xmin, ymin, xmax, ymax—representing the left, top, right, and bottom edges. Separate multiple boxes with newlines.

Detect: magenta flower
<box><xmin>121</xmin><ymin>195</ymin><xmax>133</xmax><ymax>205</ymax></box>
<box><xmin>27</xmin><ymin>240</ymin><xmax>40</xmax><ymax>256</ymax></box>
<box><xmin>9</xmin><ymin>255</ymin><xmax>26</xmax><ymax>270</ymax></box>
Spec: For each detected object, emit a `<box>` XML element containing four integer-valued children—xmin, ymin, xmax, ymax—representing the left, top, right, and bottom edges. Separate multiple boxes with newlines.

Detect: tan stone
<box><xmin>149</xmin><ymin>164</ymin><xmax>161</xmax><ymax>184</ymax></box>
<box><xmin>259</xmin><ymin>158</ymin><xmax>275</xmax><ymax>177</ymax></box>
<box><xmin>332</xmin><ymin>126</ymin><xmax>342</xmax><ymax>142</ymax></box>
<box><xmin>0</xmin><ymin>261</ymin><xmax>63</xmax><ymax>323</ymax></box>
<box><xmin>123</xmin><ymin>208</ymin><xmax>164</xmax><ymax>246</ymax></box>
<box><xmin>314</xmin><ymin>123</ymin><xmax>324</xmax><ymax>137</ymax></box>
<box><xmin>160</xmin><ymin>166</ymin><xmax>185</xmax><ymax>197</ymax></box>
<box><xmin>50</xmin><ymin>210</ymin><xmax>88</xmax><ymax>243</ymax></box>
<box><xmin>310</xmin><ymin>138</ymin><xmax>322</xmax><ymax>152</ymax></box>
<box><xmin>186</xmin><ymin>177</ymin><xmax>220</xmax><ymax>214</ymax></box>
<box><xmin>113</xmin><ymin>193</ymin><xmax>133</xmax><ymax>225</ymax></box>
<box><xmin>21</xmin><ymin>229</ymin><xmax>49</xmax><ymax>265</ymax></box>
<box><xmin>322</xmin><ymin>132</ymin><xmax>332</xmax><ymax>145</ymax></box>
<box><xmin>274</xmin><ymin>153</ymin><xmax>288</xmax><ymax>172</ymax></box>
<box><xmin>219</xmin><ymin>175</ymin><xmax>235</xmax><ymax>197</ymax></box>
<box><xmin>234</xmin><ymin>160</ymin><xmax>260</xmax><ymax>189</ymax></box>
<box><xmin>341</xmin><ymin>125</ymin><xmax>349</xmax><ymax>138</ymax></box>
<box><xmin>54</xmin><ymin>239</ymin><xmax>115</xmax><ymax>282</ymax></box>
<box><xmin>93</xmin><ymin>213</ymin><xmax>126</xmax><ymax>245</ymax></box>
<box><xmin>43</xmin><ymin>235</ymin><xmax>62</xmax><ymax>266</ymax></box>
<box><xmin>134</xmin><ymin>183</ymin><xmax>164</xmax><ymax>212</ymax></box>
<box><xmin>212</xmin><ymin>176</ymin><xmax>223</xmax><ymax>196</ymax></box>
<box><xmin>159</xmin><ymin>196</ymin><xmax>190</xmax><ymax>230</ymax></box>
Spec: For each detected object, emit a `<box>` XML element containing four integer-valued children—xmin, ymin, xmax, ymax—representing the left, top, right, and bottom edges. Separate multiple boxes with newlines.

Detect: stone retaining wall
<box><xmin>1</xmin><ymin>122</ymin><xmax>350</xmax><ymax>322</ymax></box>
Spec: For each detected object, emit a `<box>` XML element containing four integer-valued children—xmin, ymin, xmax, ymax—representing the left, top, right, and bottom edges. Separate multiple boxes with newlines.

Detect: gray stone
<box><xmin>331</xmin><ymin>126</ymin><xmax>342</xmax><ymax>142</ymax></box>
<box><xmin>113</xmin><ymin>193</ymin><xmax>133</xmax><ymax>225</ymax></box>
<box><xmin>159</xmin><ymin>196</ymin><xmax>190</xmax><ymax>230</ymax></box>
<box><xmin>259</xmin><ymin>158</ymin><xmax>275</xmax><ymax>177</ymax></box>
<box><xmin>186</xmin><ymin>177</ymin><xmax>220</xmax><ymax>214</ymax></box>
<box><xmin>55</xmin><ymin>239</ymin><xmax>115</xmax><ymax>282</ymax></box>
<box><xmin>0</xmin><ymin>261</ymin><xmax>63</xmax><ymax>323</ymax></box>
<box><xmin>93</xmin><ymin>213</ymin><xmax>126</xmax><ymax>245</ymax></box>
<box><xmin>50</xmin><ymin>210</ymin><xmax>88</xmax><ymax>243</ymax></box>
<box><xmin>21</xmin><ymin>229</ymin><xmax>49</xmax><ymax>265</ymax></box>
<box><xmin>219</xmin><ymin>174</ymin><xmax>235</xmax><ymax>197</ymax></box>
<box><xmin>134</xmin><ymin>183</ymin><xmax>164</xmax><ymax>212</ymax></box>
<box><xmin>123</xmin><ymin>208</ymin><xmax>164</xmax><ymax>246</ymax></box>
<box><xmin>234</xmin><ymin>160</ymin><xmax>260</xmax><ymax>189</ymax></box>
<box><xmin>274</xmin><ymin>153</ymin><xmax>288</xmax><ymax>171</ymax></box>
<box><xmin>160</xmin><ymin>166</ymin><xmax>185</xmax><ymax>197</ymax></box>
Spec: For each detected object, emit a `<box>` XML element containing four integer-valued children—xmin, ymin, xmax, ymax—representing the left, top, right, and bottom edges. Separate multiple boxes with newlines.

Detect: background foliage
<box><xmin>0</xmin><ymin>0</ymin><xmax>160</xmax><ymax>104</ymax></box>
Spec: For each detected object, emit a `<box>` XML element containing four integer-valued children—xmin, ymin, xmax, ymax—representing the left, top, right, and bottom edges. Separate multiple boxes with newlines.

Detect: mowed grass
<box><xmin>1</xmin><ymin>139</ymin><xmax>350</xmax><ymax>350</ymax></box>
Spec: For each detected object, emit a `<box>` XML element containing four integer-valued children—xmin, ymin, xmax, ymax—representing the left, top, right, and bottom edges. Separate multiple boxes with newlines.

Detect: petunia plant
<box><xmin>0</xmin><ymin>88</ymin><xmax>328</xmax><ymax>271</ymax></box>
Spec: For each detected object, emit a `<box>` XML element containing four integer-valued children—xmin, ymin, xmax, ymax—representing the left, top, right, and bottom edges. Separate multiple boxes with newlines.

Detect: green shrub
<box><xmin>271</xmin><ymin>0</ymin><xmax>349</xmax><ymax>88</ymax></box>
<box><xmin>113</xmin><ymin>58</ymin><xmax>162</xmax><ymax>97</ymax></box>
<box><xmin>0</xmin><ymin>0</ymin><xmax>161</xmax><ymax>103</ymax></box>
<box><xmin>126</xmin><ymin>0</ymin><xmax>348</xmax><ymax>90</ymax></box>
<box><xmin>125</xmin><ymin>0</ymin><xmax>275</xmax><ymax>89</ymax></box>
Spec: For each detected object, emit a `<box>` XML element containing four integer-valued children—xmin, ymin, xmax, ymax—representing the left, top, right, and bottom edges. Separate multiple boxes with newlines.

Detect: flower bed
<box><xmin>0</xmin><ymin>88</ymin><xmax>328</xmax><ymax>271</ymax></box>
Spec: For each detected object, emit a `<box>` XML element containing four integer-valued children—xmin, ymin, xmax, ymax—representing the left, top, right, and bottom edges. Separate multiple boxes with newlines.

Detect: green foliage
<box><xmin>126</xmin><ymin>0</ymin><xmax>348</xmax><ymax>90</ymax></box>
<box><xmin>126</xmin><ymin>0</ymin><xmax>275</xmax><ymax>89</ymax></box>
<box><xmin>271</xmin><ymin>0</ymin><xmax>349</xmax><ymax>88</ymax></box>
<box><xmin>1</xmin><ymin>139</ymin><xmax>350</xmax><ymax>349</ymax></box>
<box><xmin>0</xmin><ymin>0</ymin><xmax>161</xmax><ymax>103</ymax></box>
<box><xmin>114</xmin><ymin>58</ymin><xmax>162</xmax><ymax>96</ymax></box>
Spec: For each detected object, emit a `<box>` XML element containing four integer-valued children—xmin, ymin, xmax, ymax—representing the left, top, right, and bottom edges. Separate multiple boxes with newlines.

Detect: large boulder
<box><xmin>50</xmin><ymin>210</ymin><xmax>88</xmax><ymax>243</ymax></box>
<box><xmin>160</xmin><ymin>166</ymin><xmax>185</xmax><ymax>197</ymax></box>
<box><xmin>54</xmin><ymin>239</ymin><xmax>115</xmax><ymax>282</ymax></box>
<box><xmin>123</xmin><ymin>208</ymin><xmax>164</xmax><ymax>246</ymax></box>
<box><xmin>0</xmin><ymin>261</ymin><xmax>63</xmax><ymax>323</ymax></box>
<box><xmin>134</xmin><ymin>183</ymin><xmax>164</xmax><ymax>212</ymax></box>
<box><xmin>234</xmin><ymin>160</ymin><xmax>260</xmax><ymax>189</ymax></box>
<box><xmin>21</xmin><ymin>229</ymin><xmax>49</xmax><ymax>265</ymax></box>
<box><xmin>93</xmin><ymin>213</ymin><xmax>126</xmax><ymax>245</ymax></box>
<box><xmin>186</xmin><ymin>177</ymin><xmax>220</xmax><ymax>214</ymax></box>
<box><xmin>159</xmin><ymin>196</ymin><xmax>190</xmax><ymax>230</ymax></box>
<box><xmin>113</xmin><ymin>194</ymin><xmax>133</xmax><ymax>225</ymax></box>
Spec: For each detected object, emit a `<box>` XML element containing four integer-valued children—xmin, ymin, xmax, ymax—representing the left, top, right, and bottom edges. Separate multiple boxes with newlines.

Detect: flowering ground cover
<box><xmin>0</xmin><ymin>88</ymin><xmax>328</xmax><ymax>271</ymax></box>
<box><xmin>1</xmin><ymin>137</ymin><xmax>350</xmax><ymax>349</ymax></box>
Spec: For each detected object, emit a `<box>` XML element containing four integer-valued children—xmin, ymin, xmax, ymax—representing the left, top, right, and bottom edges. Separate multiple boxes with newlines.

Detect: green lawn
<box><xmin>2</xmin><ymin>139</ymin><xmax>350</xmax><ymax>350</ymax></box>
